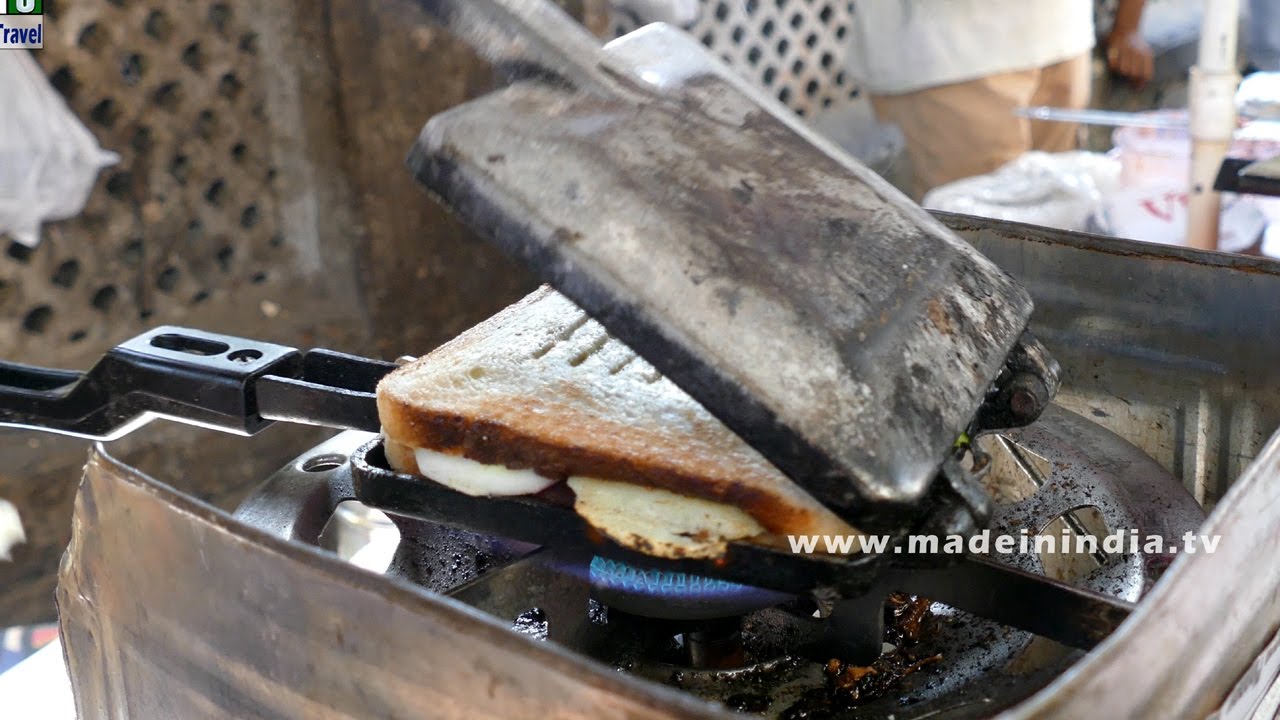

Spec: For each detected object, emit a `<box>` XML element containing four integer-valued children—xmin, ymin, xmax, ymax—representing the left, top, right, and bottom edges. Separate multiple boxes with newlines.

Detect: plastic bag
<box><xmin>1109</xmin><ymin>113</ymin><xmax>1280</xmax><ymax>251</ymax></box>
<box><xmin>0</xmin><ymin>50</ymin><xmax>117</xmax><ymax>248</ymax></box>
<box><xmin>1238</xmin><ymin>72</ymin><xmax>1280</xmax><ymax>121</ymax></box>
<box><xmin>1105</xmin><ymin>184</ymin><xmax>1268</xmax><ymax>252</ymax></box>
<box><xmin>922</xmin><ymin>151</ymin><xmax>1120</xmax><ymax>232</ymax></box>
<box><xmin>1262</xmin><ymin>224</ymin><xmax>1280</xmax><ymax>259</ymax></box>
<box><xmin>0</xmin><ymin>499</ymin><xmax>23</xmax><ymax>562</ymax></box>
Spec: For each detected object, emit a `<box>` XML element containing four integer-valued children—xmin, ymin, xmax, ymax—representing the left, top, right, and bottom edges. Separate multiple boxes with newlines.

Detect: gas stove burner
<box><xmin>229</xmin><ymin>402</ymin><xmax>1206</xmax><ymax>719</ymax></box>
<box><xmin>588</xmin><ymin>555</ymin><xmax>791</xmax><ymax>620</ymax></box>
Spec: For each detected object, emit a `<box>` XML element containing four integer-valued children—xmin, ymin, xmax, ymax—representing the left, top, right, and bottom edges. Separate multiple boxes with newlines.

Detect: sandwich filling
<box><xmin>402</xmin><ymin>444</ymin><xmax>764</xmax><ymax>558</ymax></box>
<box><xmin>376</xmin><ymin>287</ymin><xmax>863</xmax><ymax>561</ymax></box>
<box><xmin>567</xmin><ymin>477</ymin><xmax>765</xmax><ymax>559</ymax></box>
<box><xmin>413</xmin><ymin>447</ymin><xmax>559</xmax><ymax>496</ymax></box>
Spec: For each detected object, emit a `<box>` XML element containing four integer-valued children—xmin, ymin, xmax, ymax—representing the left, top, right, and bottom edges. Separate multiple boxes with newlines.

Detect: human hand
<box><xmin>1106</xmin><ymin>30</ymin><xmax>1155</xmax><ymax>86</ymax></box>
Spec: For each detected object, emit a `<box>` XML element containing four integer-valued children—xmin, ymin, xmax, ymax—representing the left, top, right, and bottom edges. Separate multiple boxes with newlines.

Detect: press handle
<box><xmin>0</xmin><ymin>361</ymin><xmax>99</xmax><ymax>433</ymax></box>
<box><xmin>0</xmin><ymin>328</ymin><xmax>396</xmax><ymax>441</ymax></box>
<box><xmin>0</xmin><ymin>361</ymin><xmax>85</xmax><ymax>395</ymax></box>
<box><xmin>0</xmin><ymin>327</ymin><xmax>304</xmax><ymax>441</ymax></box>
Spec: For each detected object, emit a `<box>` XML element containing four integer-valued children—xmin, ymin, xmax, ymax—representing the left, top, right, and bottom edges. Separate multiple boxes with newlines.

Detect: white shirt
<box><xmin>849</xmin><ymin>0</ymin><xmax>1097</xmax><ymax>95</ymax></box>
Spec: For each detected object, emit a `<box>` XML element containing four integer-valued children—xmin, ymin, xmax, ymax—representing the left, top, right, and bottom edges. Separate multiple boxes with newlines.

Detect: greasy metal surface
<box><xmin>986</xmin><ymin>405</ymin><xmax>1206</xmax><ymax>591</ymax></box>
<box><xmin>410</xmin><ymin>20</ymin><xmax>1035</xmax><ymax>527</ymax></box>
<box><xmin>941</xmin><ymin>215</ymin><xmax>1280</xmax><ymax>718</ymax></box>
<box><xmin>215</xmin><ymin>407</ymin><xmax>1189</xmax><ymax>719</ymax></box>
<box><xmin>384</xmin><ymin>513</ymin><xmax>534</xmax><ymax>595</ymax></box>
<box><xmin>946</xmin><ymin>214</ymin><xmax>1280</xmax><ymax>510</ymax></box>
<box><xmin>58</xmin><ymin>444</ymin><xmax>727</xmax><ymax>720</ymax></box>
<box><xmin>352</xmin><ymin>427</ymin><xmax>1146</xmax><ymax>663</ymax></box>
<box><xmin>447</xmin><ymin>555</ymin><xmax>1071</xmax><ymax>719</ymax></box>
<box><xmin>781</xmin><ymin>405</ymin><xmax>1203</xmax><ymax>717</ymax></box>
<box><xmin>895</xmin><ymin>403</ymin><xmax>1203</xmax><ymax>707</ymax></box>
<box><xmin>231</xmin><ymin>431</ymin><xmax>368</xmax><ymax>545</ymax></box>
<box><xmin>1002</xmin><ymin>425</ymin><xmax>1280</xmax><ymax>720</ymax></box>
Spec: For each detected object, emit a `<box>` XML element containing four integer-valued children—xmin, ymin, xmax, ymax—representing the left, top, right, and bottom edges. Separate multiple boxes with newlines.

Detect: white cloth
<box><xmin>0</xmin><ymin>640</ymin><xmax>75</xmax><ymax>720</ymax></box>
<box><xmin>0</xmin><ymin>50</ymin><xmax>117</xmax><ymax>247</ymax></box>
<box><xmin>0</xmin><ymin>499</ymin><xmax>22</xmax><ymax>561</ymax></box>
<box><xmin>849</xmin><ymin>0</ymin><xmax>1097</xmax><ymax>95</ymax></box>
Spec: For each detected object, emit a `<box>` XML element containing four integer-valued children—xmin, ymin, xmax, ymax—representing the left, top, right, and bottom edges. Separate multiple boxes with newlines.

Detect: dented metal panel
<box><xmin>57</xmin><ymin>446</ymin><xmax>722</xmax><ymax>720</ymax></box>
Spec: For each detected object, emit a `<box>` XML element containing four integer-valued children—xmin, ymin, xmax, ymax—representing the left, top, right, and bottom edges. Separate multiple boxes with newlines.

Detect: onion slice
<box><xmin>413</xmin><ymin>448</ymin><xmax>558</xmax><ymax>497</ymax></box>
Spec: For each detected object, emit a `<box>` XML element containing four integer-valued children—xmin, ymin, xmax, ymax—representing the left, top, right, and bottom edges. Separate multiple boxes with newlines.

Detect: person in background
<box><xmin>1247</xmin><ymin>0</ymin><xmax>1280</xmax><ymax>72</ymax></box>
<box><xmin>851</xmin><ymin>0</ymin><xmax>1152</xmax><ymax>199</ymax></box>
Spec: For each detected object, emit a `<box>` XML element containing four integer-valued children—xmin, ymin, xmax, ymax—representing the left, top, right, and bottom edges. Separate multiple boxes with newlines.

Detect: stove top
<box><xmin>225</xmin><ymin>399</ymin><xmax>1202</xmax><ymax>720</ymax></box>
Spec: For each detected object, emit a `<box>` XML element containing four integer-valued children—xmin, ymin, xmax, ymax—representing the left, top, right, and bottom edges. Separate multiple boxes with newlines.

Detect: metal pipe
<box><xmin>1187</xmin><ymin>0</ymin><xmax>1242</xmax><ymax>251</ymax></box>
<box><xmin>1014</xmin><ymin>106</ymin><xmax>1190</xmax><ymax>129</ymax></box>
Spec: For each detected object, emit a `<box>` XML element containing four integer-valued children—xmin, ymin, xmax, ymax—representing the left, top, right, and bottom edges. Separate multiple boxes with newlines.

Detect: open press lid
<box><xmin>406</xmin><ymin>1</ymin><xmax>1040</xmax><ymax>530</ymax></box>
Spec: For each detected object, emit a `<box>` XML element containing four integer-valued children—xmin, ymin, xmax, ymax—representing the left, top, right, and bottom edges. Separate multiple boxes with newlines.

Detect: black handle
<box><xmin>0</xmin><ymin>361</ymin><xmax>84</xmax><ymax>393</ymax></box>
<box><xmin>1215</xmin><ymin>156</ymin><xmax>1280</xmax><ymax>198</ymax></box>
<box><xmin>0</xmin><ymin>360</ymin><xmax>100</xmax><ymax>433</ymax></box>
<box><xmin>0</xmin><ymin>327</ymin><xmax>396</xmax><ymax>441</ymax></box>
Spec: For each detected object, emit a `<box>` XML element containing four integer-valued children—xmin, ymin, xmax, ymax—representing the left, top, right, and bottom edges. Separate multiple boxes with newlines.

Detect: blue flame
<box><xmin>589</xmin><ymin>555</ymin><xmax>757</xmax><ymax>599</ymax></box>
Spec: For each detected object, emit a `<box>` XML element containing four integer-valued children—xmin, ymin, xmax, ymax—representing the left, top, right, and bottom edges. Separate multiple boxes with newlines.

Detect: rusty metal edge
<box><xmin>935</xmin><ymin>211</ymin><xmax>1280</xmax><ymax>278</ymax></box>
<box><xmin>57</xmin><ymin>441</ymin><xmax>732</xmax><ymax>720</ymax></box>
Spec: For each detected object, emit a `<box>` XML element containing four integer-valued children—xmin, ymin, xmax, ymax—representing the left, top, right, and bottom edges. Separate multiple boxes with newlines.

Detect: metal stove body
<box><xmin>50</xmin><ymin>213</ymin><xmax>1280</xmax><ymax>720</ymax></box>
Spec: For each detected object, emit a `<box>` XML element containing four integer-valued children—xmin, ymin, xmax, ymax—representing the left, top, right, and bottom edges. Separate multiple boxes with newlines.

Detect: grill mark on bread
<box><xmin>569</xmin><ymin>334</ymin><xmax>611</xmax><ymax>367</ymax></box>
<box><xmin>608</xmin><ymin>352</ymin><xmax>638</xmax><ymax>375</ymax></box>
<box><xmin>376</xmin><ymin>286</ymin><xmax>859</xmax><ymax>542</ymax></box>
<box><xmin>531</xmin><ymin>312</ymin><xmax>590</xmax><ymax>359</ymax></box>
<box><xmin>380</xmin><ymin>406</ymin><xmax>820</xmax><ymax>536</ymax></box>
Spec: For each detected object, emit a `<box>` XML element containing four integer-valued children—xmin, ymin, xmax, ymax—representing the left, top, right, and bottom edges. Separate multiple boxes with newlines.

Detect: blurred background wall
<box><xmin>0</xmin><ymin>0</ymin><xmax>579</xmax><ymax>624</ymax></box>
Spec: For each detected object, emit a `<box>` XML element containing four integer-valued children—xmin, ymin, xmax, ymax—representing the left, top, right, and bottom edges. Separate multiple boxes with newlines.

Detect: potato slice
<box><xmin>567</xmin><ymin>477</ymin><xmax>764</xmax><ymax>559</ymax></box>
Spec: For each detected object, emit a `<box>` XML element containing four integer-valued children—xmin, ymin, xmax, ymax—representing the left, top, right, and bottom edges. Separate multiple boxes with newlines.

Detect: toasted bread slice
<box><xmin>377</xmin><ymin>286</ymin><xmax>858</xmax><ymax>557</ymax></box>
